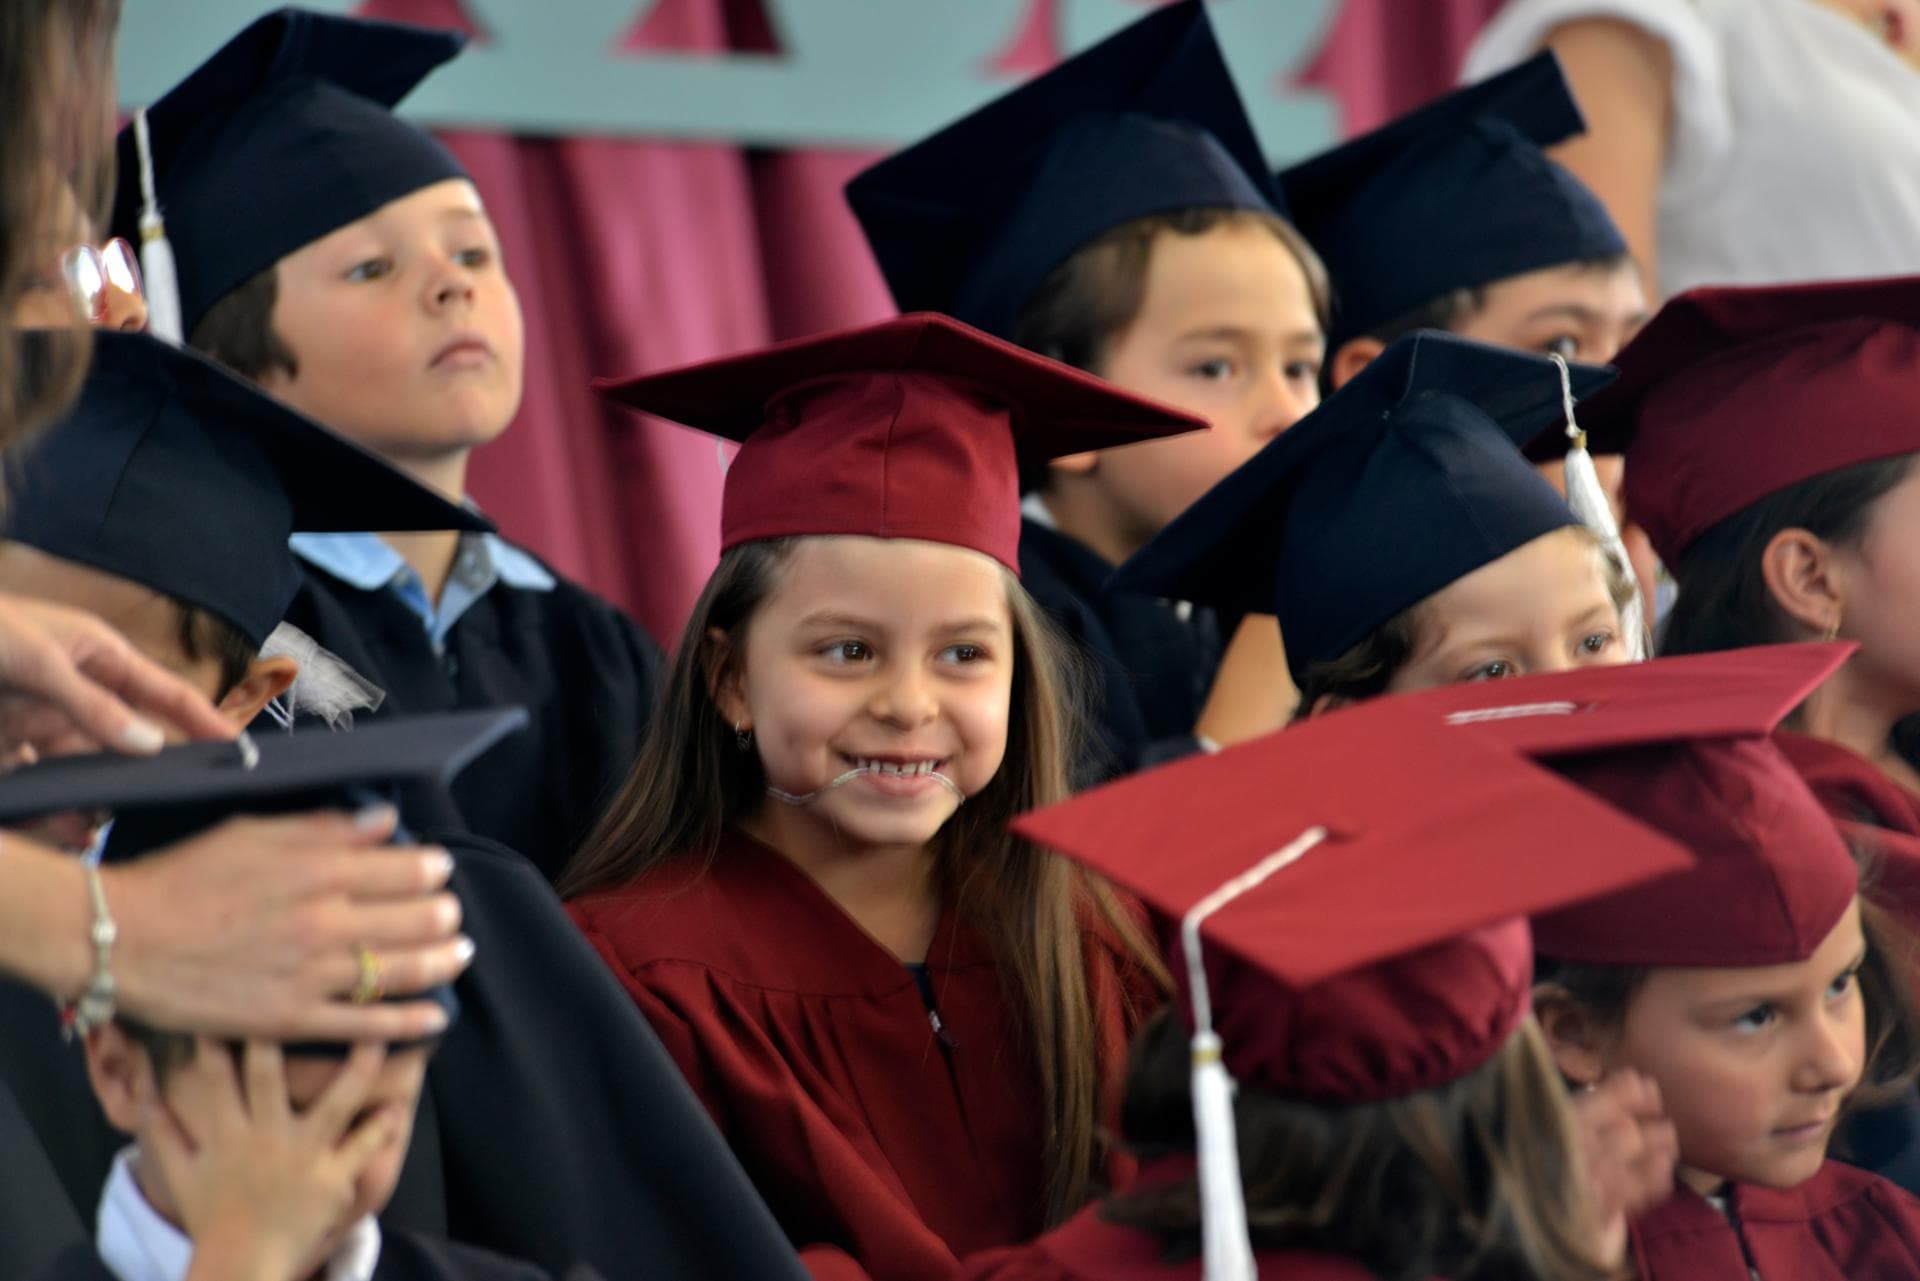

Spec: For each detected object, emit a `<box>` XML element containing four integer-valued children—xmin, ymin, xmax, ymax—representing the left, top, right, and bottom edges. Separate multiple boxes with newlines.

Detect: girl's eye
<box><xmin>1188</xmin><ymin>358</ymin><xmax>1235</xmax><ymax>382</ymax></box>
<box><xmin>1541</xmin><ymin>335</ymin><xmax>1581</xmax><ymax>360</ymax></box>
<box><xmin>1579</xmin><ymin>631</ymin><xmax>1617</xmax><ymax>656</ymax></box>
<box><xmin>1464</xmin><ymin>660</ymin><xmax>1515</xmax><ymax>683</ymax></box>
<box><xmin>454</xmin><ymin>246</ymin><xmax>493</xmax><ymax>269</ymax></box>
<box><xmin>1829</xmin><ymin>968</ymin><xmax>1860</xmax><ymax>1000</ymax></box>
<box><xmin>1732</xmin><ymin>1004</ymin><xmax>1776</xmax><ymax>1033</ymax></box>
<box><xmin>345</xmin><ymin>258</ymin><xmax>391</xmax><ymax>282</ymax></box>
<box><xmin>819</xmin><ymin>640</ymin><xmax>872</xmax><ymax>664</ymax></box>
<box><xmin>1284</xmin><ymin>359</ymin><xmax>1322</xmax><ymax>384</ymax></box>
<box><xmin>939</xmin><ymin>643</ymin><xmax>985</xmax><ymax>665</ymax></box>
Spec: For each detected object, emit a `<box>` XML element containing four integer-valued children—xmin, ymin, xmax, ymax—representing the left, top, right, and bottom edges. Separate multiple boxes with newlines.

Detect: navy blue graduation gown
<box><xmin>276</xmin><ymin>552</ymin><xmax>666</xmax><ymax>883</ymax></box>
<box><xmin>1018</xmin><ymin>519</ymin><xmax>1220</xmax><ymax>784</ymax></box>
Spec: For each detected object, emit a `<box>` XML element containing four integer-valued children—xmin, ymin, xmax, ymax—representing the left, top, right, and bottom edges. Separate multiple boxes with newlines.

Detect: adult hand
<box><xmin>105</xmin><ymin>806</ymin><xmax>473</xmax><ymax>1043</ymax></box>
<box><xmin>0</xmin><ymin>591</ymin><xmax>234</xmax><ymax>760</ymax></box>
<box><xmin>150</xmin><ymin>1039</ymin><xmax>400</xmax><ymax>1281</ymax></box>
<box><xmin>1573</xmin><ymin>1069</ymin><xmax>1678</xmax><ymax>1265</ymax></box>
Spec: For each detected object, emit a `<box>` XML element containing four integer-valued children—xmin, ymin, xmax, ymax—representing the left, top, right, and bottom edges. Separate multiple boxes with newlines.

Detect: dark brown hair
<box><xmin>1</xmin><ymin>0</ymin><xmax>121</xmax><ymax>447</ymax></box>
<box><xmin>1294</xmin><ymin>525</ymin><xmax>1637</xmax><ymax>718</ymax></box>
<box><xmin>1348</xmin><ymin>252</ymin><xmax>1636</xmax><ymax>349</ymax></box>
<box><xmin>174</xmin><ymin>603</ymin><xmax>260</xmax><ymax>701</ymax></box>
<box><xmin>188</xmin><ymin>264</ymin><xmax>298</xmax><ymax>382</ymax></box>
<box><xmin>1014</xmin><ymin>207</ymin><xmax>1331</xmax><ymax>377</ymax></box>
<box><xmin>561</xmin><ymin>537</ymin><xmax>1170</xmax><ymax>1223</ymax></box>
<box><xmin>1103</xmin><ymin>1008</ymin><xmax>1615</xmax><ymax>1281</ymax></box>
<box><xmin>1658</xmin><ymin>454</ymin><xmax>1916</xmax><ymax>659</ymax></box>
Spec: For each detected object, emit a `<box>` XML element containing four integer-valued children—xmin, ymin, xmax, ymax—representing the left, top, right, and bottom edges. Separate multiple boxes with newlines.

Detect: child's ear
<box><xmin>83</xmin><ymin>1024</ymin><xmax>155</xmax><ymax>1135</ymax></box>
<box><xmin>215</xmin><ymin>655</ymin><xmax>298</xmax><ymax>727</ymax></box>
<box><xmin>1328</xmin><ymin>337</ymin><xmax>1386</xmax><ymax>392</ymax></box>
<box><xmin>702</xmin><ymin>627</ymin><xmax>750</xmax><ymax>730</ymax></box>
<box><xmin>1759</xmin><ymin>526</ymin><xmax>1847</xmax><ymax>638</ymax></box>
<box><xmin>1533</xmin><ymin>985</ymin><xmax>1613</xmax><ymax>1088</ymax></box>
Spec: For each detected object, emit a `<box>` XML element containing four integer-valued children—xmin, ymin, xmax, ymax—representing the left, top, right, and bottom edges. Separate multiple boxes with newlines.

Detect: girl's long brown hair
<box><xmin>1107</xmin><ymin>1010</ymin><xmax>1620</xmax><ymax>1281</ymax></box>
<box><xmin>2</xmin><ymin>0</ymin><xmax>120</xmax><ymax>449</ymax></box>
<box><xmin>563</xmin><ymin>537</ymin><xmax>1170</xmax><ymax>1223</ymax></box>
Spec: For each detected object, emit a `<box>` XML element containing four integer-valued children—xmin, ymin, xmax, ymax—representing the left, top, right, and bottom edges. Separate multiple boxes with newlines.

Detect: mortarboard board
<box><xmin>4</xmin><ymin>331</ymin><xmax>490</xmax><ymax>648</ymax></box>
<box><xmin>594</xmin><ymin>312</ymin><xmax>1206</xmax><ymax>573</ymax></box>
<box><xmin>1112</xmin><ymin>331</ymin><xmax>1610</xmax><ymax>683</ymax></box>
<box><xmin>1013</xmin><ymin>698</ymin><xmax>1690</xmax><ymax>1101</ymax></box>
<box><xmin>109</xmin><ymin>7</ymin><xmax>467</xmax><ymax>337</ymax></box>
<box><xmin>845</xmin><ymin>0</ymin><xmax>1284</xmax><ymax>341</ymax></box>
<box><xmin>1013</xmin><ymin>695</ymin><xmax>1690</xmax><ymax>1278</ymax></box>
<box><xmin>1279</xmin><ymin>52</ymin><xmax>1626</xmax><ymax>350</ymax></box>
<box><xmin>0</xmin><ymin>708</ymin><xmax>527</xmax><ymax>1049</ymax></box>
<box><xmin>1399</xmin><ymin>643</ymin><xmax>1860</xmax><ymax>967</ymax></box>
<box><xmin>1576</xmin><ymin>276</ymin><xmax>1920</xmax><ymax>566</ymax></box>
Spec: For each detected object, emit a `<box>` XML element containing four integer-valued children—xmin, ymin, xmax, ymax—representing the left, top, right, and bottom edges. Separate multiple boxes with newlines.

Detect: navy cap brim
<box><xmin>0</xmin><ymin>708</ymin><xmax>526</xmax><ymax>826</ymax></box>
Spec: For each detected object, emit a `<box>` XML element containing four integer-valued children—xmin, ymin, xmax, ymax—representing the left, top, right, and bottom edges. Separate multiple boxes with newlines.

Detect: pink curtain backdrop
<box><xmin>356</xmin><ymin>0</ymin><xmax>1506</xmax><ymax>648</ymax></box>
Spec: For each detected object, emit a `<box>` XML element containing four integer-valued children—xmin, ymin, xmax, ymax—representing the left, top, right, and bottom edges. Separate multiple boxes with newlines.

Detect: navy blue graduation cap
<box><xmin>846</xmin><ymin>0</ymin><xmax>1284</xmax><ymax>341</ymax></box>
<box><xmin>1278</xmin><ymin>52</ymin><xmax>1626</xmax><ymax>350</ymax></box>
<box><xmin>0</xmin><ymin>707</ymin><xmax>526</xmax><ymax>1048</ymax></box>
<box><xmin>4</xmin><ymin>331</ymin><xmax>490</xmax><ymax>648</ymax></box>
<box><xmin>109</xmin><ymin>6</ymin><xmax>468</xmax><ymax>337</ymax></box>
<box><xmin>1113</xmin><ymin>332</ymin><xmax>1611</xmax><ymax>683</ymax></box>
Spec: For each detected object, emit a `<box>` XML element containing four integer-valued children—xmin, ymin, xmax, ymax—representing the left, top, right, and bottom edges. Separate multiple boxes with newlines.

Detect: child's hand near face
<box><xmin>1572</xmin><ymin>1069</ymin><xmax>1679</xmax><ymax>1264</ymax></box>
<box><xmin>143</xmin><ymin>1038</ymin><xmax>402</xmax><ymax>1281</ymax></box>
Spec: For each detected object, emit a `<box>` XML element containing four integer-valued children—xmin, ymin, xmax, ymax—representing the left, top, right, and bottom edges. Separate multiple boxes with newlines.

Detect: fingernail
<box><xmin>453</xmin><ymin>935</ymin><xmax>477</xmax><ymax>966</ymax></box>
<box><xmin>352</xmin><ymin>803</ymin><xmax>397</xmax><ymax>832</ymax></box>
<box><xmin>427</xmin><ymin>849</ymin><xmax>455</xmax><ymax>880</ymax></box>
<box><xmin>421</xmin><ymin>1005</ymin><xmax>451</xmax><ymax>1034</ymax></box>
<box><xmin>122</xmin><ymin>718</ymin><xmax>165</xmax><ymax>755</ymax></box>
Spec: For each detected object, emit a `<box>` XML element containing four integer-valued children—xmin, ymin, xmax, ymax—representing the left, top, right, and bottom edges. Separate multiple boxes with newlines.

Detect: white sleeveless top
<box><xmin>1463</xmin><ymin>0</ymin><xmax>1920</xmax><ymax>298</ymax></box>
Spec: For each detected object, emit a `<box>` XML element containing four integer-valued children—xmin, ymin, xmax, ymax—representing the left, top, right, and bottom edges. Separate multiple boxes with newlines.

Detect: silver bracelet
<box><xmin>63</xmin><ymin>863</ymin><xmax>118</xmax><ymax>1041</ymax></box>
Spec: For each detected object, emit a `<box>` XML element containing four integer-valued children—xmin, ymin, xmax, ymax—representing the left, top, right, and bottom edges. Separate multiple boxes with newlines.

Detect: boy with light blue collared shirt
<box><xmin>110</xmin><ymin>7</ymin><xmax>667</xmax><ymax>883</ymax></box>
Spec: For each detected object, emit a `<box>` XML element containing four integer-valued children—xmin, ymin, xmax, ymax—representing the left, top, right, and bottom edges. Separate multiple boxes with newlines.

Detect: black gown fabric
<box><xmin>1018</xmin><ymin>518</ymin><xmax>1222</xmax><ymax>784</ymax></box>
<box><xmin>0</xmin><ymin>1078</ymin><xmax>87</xmax><ymax>1281</ymax></box>
<box><xmin>29</xmin><ymin>1231</ymin><xmax>606</xmax><ymax>1280</ymax></box>
<box><xmin>0</xmin><ymin>837</ymin><xmax>807</xmax><ymax>1281</ymax></box>
<box><xmin>275</xmin><ymin>554</ymin><xmax>667</xmax><ymax>883</ymax></box>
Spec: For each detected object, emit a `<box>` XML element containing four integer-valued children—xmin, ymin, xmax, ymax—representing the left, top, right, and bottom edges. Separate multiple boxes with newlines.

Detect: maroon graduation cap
<box><xmin>594</xmin><ymin>313</ymin><xmax>1206</xmax><ymax>573</ymax></box>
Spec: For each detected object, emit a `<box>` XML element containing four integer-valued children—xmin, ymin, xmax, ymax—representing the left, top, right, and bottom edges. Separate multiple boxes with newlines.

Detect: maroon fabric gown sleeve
<box><xmin>957</xmin><ymin>1206</ymin><xmax>1389</xmax><ymax>1280</ymax></box>
<box><xmin>1629</xmin><ymin>1160</ymin><xmax>1920</xmax><ymax>1278</ymax></box>
<box><xmin>567</xmin><ymin>829</ymin><xmax>1073</xmax><ymax>1281</ymax></box>
<box><xmin>1776</xmin><ymin>731</ymin><xmax>1920</xmax><ymax>836</ymax></box>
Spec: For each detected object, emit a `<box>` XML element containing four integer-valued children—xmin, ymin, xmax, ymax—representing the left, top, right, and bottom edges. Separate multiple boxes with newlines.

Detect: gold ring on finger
<box><xmin>350</xmin><ymin>943</ymin><xmax>385</xmax><ymax>1005</ymax></box>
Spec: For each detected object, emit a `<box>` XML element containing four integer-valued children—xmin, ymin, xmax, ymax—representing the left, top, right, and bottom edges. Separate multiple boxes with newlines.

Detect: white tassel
<box><xmin>1550</xmin><ymin>355</ymin><xmax>1647</xmax><ymax>660</ymax></box>
<box><xmin>260</xmin><ymin>622</ymin><xmax>385</xmax><ymax>729</ymax></box>
<box><xmin>1180</xmin><ymin>826</ymin><xmax>1329</xmax><ymax>1281</ymax></box>
<box><xmin>132</xmin><ymin>109</ymin><xmax>183</xmax><ymax>344</ymax></box>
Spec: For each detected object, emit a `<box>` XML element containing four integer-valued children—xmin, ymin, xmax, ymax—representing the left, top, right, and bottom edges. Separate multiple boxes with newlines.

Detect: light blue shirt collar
<box><xmin>96</xmin><ymin>1145</ymin><xmax>382</xmax><ymax>1281</ymax></box>
<box><xmin>290</xmin><ymin>526</ymin><xmax>554</xmax><ymax>650</ymax></box>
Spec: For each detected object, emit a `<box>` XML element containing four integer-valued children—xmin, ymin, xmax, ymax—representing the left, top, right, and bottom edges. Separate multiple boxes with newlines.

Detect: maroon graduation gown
<box><xmin>957</xmin><ymin>1161</ymin><xmax>1386</xmax><ymax>1281</ymax></box>
<box><xmin>568</xmin><ymin>828</ymin><xmax>1147</xmax><ymax>1281</ymax></box>
<box><xmin>1630</xmin><ymin>1160</ymin><xmax>1920</xmax><ymax>1278</ymax></box>
<box><xmin>1776</xmin><ymin>730</ymin><xmax>1920</xmax><ymax>837</ymax></box>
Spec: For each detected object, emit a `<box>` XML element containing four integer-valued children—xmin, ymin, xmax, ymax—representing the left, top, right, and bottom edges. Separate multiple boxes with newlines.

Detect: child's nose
<box><xmin>1793</xmin><ymin>1010</ymin><xmax>1864</xmax><ymax>1094</ymax></box>
<box><xmin>869</xmin><ymin>665</ymin><xmax>937</xmax><ymax>726</ymax></box>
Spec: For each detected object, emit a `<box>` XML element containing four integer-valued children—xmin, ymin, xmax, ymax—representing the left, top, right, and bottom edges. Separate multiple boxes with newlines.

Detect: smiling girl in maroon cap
<box><xmin>563</xmin><ymin>314</ymin><xmax>1208</xmax><ymax>1281</ymax></box>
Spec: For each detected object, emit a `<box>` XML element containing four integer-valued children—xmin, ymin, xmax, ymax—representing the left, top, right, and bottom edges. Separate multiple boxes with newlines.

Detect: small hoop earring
<box><xmin>734</xmin><ymin>723</ymin><xmax>753</xmax><ymax>752</ymax></box>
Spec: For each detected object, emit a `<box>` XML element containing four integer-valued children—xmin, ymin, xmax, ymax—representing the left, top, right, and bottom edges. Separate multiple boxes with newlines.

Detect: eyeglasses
<box><xmin>60</xmin><ymin>238</ymin><xmax>143</xmax><ymax>326</ymax></box>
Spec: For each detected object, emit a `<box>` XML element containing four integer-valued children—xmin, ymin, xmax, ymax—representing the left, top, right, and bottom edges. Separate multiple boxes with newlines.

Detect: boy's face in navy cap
<box><xmin>1045</xmin><ymin>216</ymin><xmax>1325</xmax><ymax>566</ymax></box>
<box><xmin>255</xmin><ymin>178</ymin><xmax>525</xmax><ymax>467</ymax></box>
<box><xmin>86</xmin><ymin>1028</ymin><xmax>431</xmax><ymax>1269</ymax></box>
